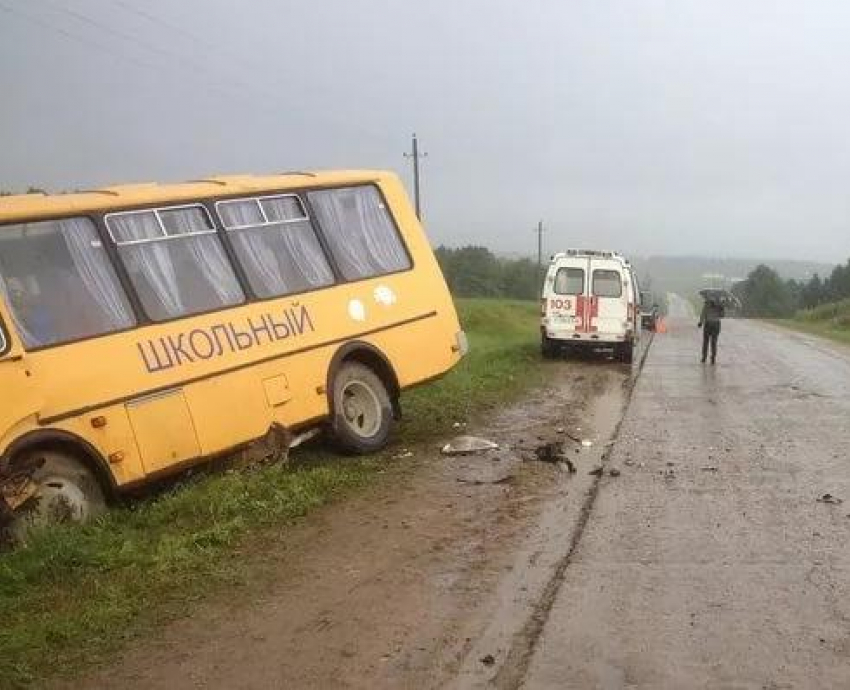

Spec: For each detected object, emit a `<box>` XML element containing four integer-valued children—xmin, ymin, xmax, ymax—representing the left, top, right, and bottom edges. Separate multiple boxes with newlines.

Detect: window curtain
<box><xmin>220</xmin><ymin>200</ymin><xmax>286</xmax><ymax>297</ymax></box>
<box><xmin>110</xmin><ymin>213</ymin><xmax>185</xmax><ymax>317</ymax></box>
<box><xmin>352</xmin><ymin>188</ymin><xmax>409</xmax><ymax>273</ymax></box>
<box><xmin>163</xmin><ymin>210</ymin><xmax>243</xmax><ymax>306</ymax></box>
<box><xmin>308</xmin><ymin>187</ymin><xmax>409</xmax><ymax>280</ymax></box>
<box><xmin>261</xmin><ymin>198</ymin><xmax>334</xmax><ymax>289</ymax></box>
<box><xmin>62</xmin><ymin>218</ymin><xmax>134</xmax><ymax>330</ymax></box>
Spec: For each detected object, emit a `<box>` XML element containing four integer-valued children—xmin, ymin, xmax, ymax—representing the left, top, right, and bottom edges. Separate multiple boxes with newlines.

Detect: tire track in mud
<box><xmin>486</xmin><ymin>336</ymin><xmax>654</xmax><ymax>690</ymax></box>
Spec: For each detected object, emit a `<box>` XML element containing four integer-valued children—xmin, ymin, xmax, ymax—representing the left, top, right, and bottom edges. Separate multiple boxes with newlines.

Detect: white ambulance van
<box><xmin>541</xmin><ymin>249</ymin><xmax>640</xmax><ymax>362</ymax></box>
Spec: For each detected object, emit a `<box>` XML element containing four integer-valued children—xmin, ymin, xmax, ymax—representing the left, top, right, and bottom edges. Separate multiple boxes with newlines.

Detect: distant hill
<box><xmin>630</xmin><ymin>256</ymin><xmax>835</xmax><ymax>298</ymax></box>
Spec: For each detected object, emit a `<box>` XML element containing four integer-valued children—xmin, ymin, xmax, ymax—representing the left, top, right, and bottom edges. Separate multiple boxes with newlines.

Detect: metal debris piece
<box><xmin>589</xmin><ymin>467</ymin><xmax>603</xmax><ymax>476</ymax></box>
<box><xmin>393</xmin><ymin>450</ymin><xmax>414</xmax><ymax>459</ymax></box>
<box><xmin>534</xmin><ymin>441</ymin><xmax>565</xmax><ymax>463</ymax></box>
<box><xmin>559</xmin><ymin>459</ymin><xmax>577</xmax><ymax>474</ymax></box>
<box><xmin>700</xmin><ymin>466</ymin><xmax>719</xmax><ymax>472</ymax></box>
<box><xmin>816</xmin><ymin>493</ymin><xmax>843</xmax><ymax>504</ymax></box>
<box><xmin>480</xmin><ymin>654</ymin><xmax>496</xmax><ymax>666</ymax></box>
<box><xmin>581</xmin><ymin>439</ymin><xmax>593</xmax><ymax>448</ymax></box>
<box><xmin>456</xmin><ymin>474</ymin><xmax>514</xmax><ymax>486</ymax></box>
<box><xmin>441</xmin><ymin>436</ymin><xmax>499</xmax><ymax>456</ymax></box>
<box><xmin>609</xmin><ymin>468</ymin><xmax>621</xmax><ymax>477</ymax></box>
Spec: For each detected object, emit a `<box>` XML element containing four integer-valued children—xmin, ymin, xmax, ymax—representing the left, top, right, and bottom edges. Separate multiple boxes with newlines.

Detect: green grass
<box><xmin>772</xmin><ymin>297</ymin><xmax>850</xmax><ymax>347</ymax></box>
<box><xmin>0</xmin><ymin>297</ymin><xmax>542</xmax><ymax>689</ymax></box>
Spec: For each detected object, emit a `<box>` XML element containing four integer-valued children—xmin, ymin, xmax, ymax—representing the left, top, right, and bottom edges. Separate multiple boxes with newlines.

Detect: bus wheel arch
<box><xmin>2</xmin><ymin>431</ymin><xmax>115</xmax><ymax>538</ymax></box>
<box><xmin>326</xmin><ymin>342</ymin><xmax>401</xmax><ymax>420</ymax></box>
<box><xmin>325</xmin><ymin>343</ymin><xmax>400</xmax><ymax>454</ymax></box>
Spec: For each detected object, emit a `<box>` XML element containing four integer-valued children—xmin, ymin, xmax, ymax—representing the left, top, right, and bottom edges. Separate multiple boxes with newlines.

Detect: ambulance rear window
<box><xmin>554</xmin><ymin>268</ymin><xmax>584</xmax><ymax>295</ymax></box>
<box><xmin>592</xmin><ymin>269</ymin><xmax>623</xmax><ymax>298</ymax></box>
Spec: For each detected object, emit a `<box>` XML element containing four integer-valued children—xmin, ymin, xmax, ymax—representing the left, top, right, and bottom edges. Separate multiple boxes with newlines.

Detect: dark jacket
<box><xmin>699</xmin><ymin>300</ymin><xmax>725</xmax><ymax>325</ymax></box>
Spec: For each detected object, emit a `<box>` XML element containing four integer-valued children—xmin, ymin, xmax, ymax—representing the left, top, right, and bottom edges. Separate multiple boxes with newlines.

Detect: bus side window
<box><xmin>307</xmin><ymin>186</ymin><xmax>411</xmax><ymax>281</ymax></box>
<box><xmin>216</xmin><ymin>195</ymin><xmax>335</xmax><ymax>298</ymax></box>
<box><xmin>0</xmin><ymin>217</ymin><xmax>135</xmax><ymax>349</ymax></box>
<box><xmin>107</xmin><ymin>206</ymin><xmax>244</xmax><ymax>322</ymax></box>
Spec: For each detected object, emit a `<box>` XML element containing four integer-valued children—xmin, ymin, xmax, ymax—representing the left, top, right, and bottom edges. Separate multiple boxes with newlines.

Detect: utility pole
<box><xmin>403</xmin><ymin>133</ymin><xmax>427</xmax><ymax>220</ymax></box>
<box><xmin>535</xmin><ymin>219</ymin><xmax>545</xmax><ymax>277</ymax></box>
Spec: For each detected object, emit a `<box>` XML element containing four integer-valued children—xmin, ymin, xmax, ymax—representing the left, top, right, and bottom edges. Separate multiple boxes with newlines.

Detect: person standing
<box><xmin>698</xmin><ymin>296</ymin><xmax>725</xmax><ymax>364</ymax></box>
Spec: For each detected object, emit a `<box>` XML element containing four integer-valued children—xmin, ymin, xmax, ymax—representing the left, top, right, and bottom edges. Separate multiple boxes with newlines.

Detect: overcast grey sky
<box><xmin>1</xmin><ymin>0</ymin><xmax>849</xmax><ymax>262</ymax></box>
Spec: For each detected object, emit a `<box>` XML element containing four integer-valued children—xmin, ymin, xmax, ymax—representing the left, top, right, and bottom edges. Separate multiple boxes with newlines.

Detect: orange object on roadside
<box><xmin>656</xmin><ymin>318</ymin><xmax>667</xmax><ymax>334</ymax></box>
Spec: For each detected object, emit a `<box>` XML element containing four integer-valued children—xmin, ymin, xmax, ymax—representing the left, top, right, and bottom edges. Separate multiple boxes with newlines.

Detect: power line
<box><xmin>105</xmin><ymin>0</ymin><xmax>390</xmax><ymax>146</ymax></box>
<box><xmin>0</xmin><ymin>1</ymin><xmax>163</xmax><ymax>75</ymax></box>
<box><xmin>4</xmin><ymin>0</ymin><xmax>392</xmax><ymax>156</ymax></box>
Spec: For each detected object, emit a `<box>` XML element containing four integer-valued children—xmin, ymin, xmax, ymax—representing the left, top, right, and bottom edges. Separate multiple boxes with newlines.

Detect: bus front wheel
<box><xmin>8</xmin><ymin>450</ymin><xmax>107</xmax><ymax>542</ymax></box>
<box><xmin>330</xmin><ymin>362</ymin><xmax>394</xmax><ymax>454</ymax></box>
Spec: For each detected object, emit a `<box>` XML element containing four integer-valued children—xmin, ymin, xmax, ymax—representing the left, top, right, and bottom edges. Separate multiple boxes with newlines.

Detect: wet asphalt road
<box><xmin>521</xmin><ymin>319</ymin><xmax>850</xmax><ymax>689</ymax></box>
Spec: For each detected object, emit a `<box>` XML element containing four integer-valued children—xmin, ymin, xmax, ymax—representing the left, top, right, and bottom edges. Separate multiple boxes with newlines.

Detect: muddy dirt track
<box><xmin>63</xmin><ymin>318</ymin><xmax>850</xmax><ymax>690</ymax></box>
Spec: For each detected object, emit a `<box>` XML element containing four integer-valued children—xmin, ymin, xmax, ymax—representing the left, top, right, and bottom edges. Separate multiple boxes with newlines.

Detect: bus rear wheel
<box><xmin>330</xmin><ymin>362</ymin><xmax>394</xmax><ymax>454</ymax></box>
<box><xmin>8</xmin><ymin>450</ymin><xmax>106</xmax><ymax>542</ymax></box>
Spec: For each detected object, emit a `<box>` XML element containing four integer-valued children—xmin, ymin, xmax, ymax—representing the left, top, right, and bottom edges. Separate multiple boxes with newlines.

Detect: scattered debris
<box><xmin>559</xmin><ymin>459</ymin><xmax>577</xmax><ymax>474</ymax></box>
<box><xmin>393</xmin><ymin>449</ymin><xmax>414</xmax><ymax>459</ymax></box>
<box><xmin>441</xmin><ymin>436</ymin><xmax>499</xmax><ymax>456</ymax></box>
<box><xmin>700</xmin><ymin>466</ymin><xmax>718</xmax><ymax>472</ymax></box>
<box><xmin>534</xmin><ymin>441</ymin><xmax>565</xmax><ymax>463</ymax></box>
<box><xmin>480</xmin><ymin>654</ymin><xmax>496</xmax><ymax>667</ymax></box>
<box><xmin>456</xmin><ymin>474</ymin><xmax>514</xmax><ymax>486</ymax></box>
<box><xmin>581</xmin><ymin>439</ymin><xmax>594</xmax><ymax>448</ymax></box>
<box><xmin>555</xmin><ymin>426</ymin><xmax>566</xmax><ymax>434</ymax></box>
<box><xmin>589</xmin><ymin>467</ymin><xmax>603</xmax><ymax>477</ymax></box>
<box><xmin>609</xmin><ymin>468</ymin><xmax>621</xmax><ymax>477</ymax></box>
<box><xmin>624</xmin><ymin>459</ymin><xmax>635</xmax><ymax>466</ymax></box>
<box><xmin>452</xmin><ymin>421</ymin><xmax>467</xmax><ymax>429</ymax></box>
<box><xmin>816</xmin><ymin>493</ymin><xmax>843</xmax><ymax>504</ymax></box>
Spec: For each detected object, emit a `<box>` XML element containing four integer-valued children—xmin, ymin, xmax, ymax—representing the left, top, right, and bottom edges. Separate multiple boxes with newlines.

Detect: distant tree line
<box><xmin>732</xmin><ymin>259</ymin><xmax>850</xmax><ymax>317</ymax></box>
<box><xmin>434</xmin><ymin>246</ymin><xmax>542</xmax><ymax>300</ymax></box>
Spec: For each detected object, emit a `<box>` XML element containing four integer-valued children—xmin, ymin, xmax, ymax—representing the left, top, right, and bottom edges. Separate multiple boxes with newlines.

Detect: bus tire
<box><xmin>541</xmin><ymin>335</ymin><xmax>557</xmax><ymax>359</ymax></box>
<box><xmin>330</xmin><ymin>361</ymin><xmax>394</xmax><ymax>454</ymax></box>
<box><xmin>618</xmin><ymin>342</ymin><xmax>634</xmax><ymax>364</ymax></box>
<box><xmin>8</xmin><ymin>450</ymin><xmax>107</xmax><ymax>542</ymax></box>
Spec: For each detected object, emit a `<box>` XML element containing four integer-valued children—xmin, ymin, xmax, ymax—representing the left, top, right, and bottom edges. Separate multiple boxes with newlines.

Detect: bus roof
<box><xmin>0</xmin><ymin>170</ymin><xmax>391</xmax><ymax>224</ymax></box>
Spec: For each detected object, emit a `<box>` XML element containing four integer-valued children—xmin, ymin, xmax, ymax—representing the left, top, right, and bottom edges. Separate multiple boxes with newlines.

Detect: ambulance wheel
<box><xmin>329</xmin><ymin>361</ymin><xmax>394</xmax><ymax>454</ymax></box>
<box><xmin>618</xmin><ymin>342</ymin><xmax>634</xmax><ymax>364</ymax></box>
<box><xmin>541</xmin><ymin>335</ymin><xmax>557</xmax><ymax>359</ymax></box>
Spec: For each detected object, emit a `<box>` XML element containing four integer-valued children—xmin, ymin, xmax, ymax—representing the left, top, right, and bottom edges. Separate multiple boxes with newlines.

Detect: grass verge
<box><xmin>771</xmin><ymin>298</ymin><xmax>850</xmax><ymax>347</ymax></box>
<box><xmin>0</xmin><ymin>297</ymin><xmax>542</xmax><ymax>689</ymax></box>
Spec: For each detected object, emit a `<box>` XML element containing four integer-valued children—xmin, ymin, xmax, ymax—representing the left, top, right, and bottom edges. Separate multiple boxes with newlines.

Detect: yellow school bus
<box><xmin>0</xmin><ymin>170</ymin><xmax>466</xmax><ymax>533</ymax></box>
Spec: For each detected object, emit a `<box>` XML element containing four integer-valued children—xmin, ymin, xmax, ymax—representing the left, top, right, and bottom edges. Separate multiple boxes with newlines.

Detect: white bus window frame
<box><xmin>104</xmin><ymin>203</ymin><xmax>245</xmax><ymax>322</ymax></box>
